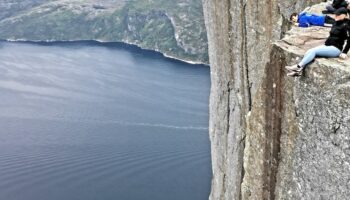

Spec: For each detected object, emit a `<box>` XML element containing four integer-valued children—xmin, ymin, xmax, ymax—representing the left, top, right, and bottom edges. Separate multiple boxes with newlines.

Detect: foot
<box><xmin>287</xmin><ymin>70</ymin><xmax>302</xmax><ymax>77</ymax></box>
<box><xmin>285</xmin><ymin>64</ymin><xmax>302</xmax><ymax>72</ymax></box>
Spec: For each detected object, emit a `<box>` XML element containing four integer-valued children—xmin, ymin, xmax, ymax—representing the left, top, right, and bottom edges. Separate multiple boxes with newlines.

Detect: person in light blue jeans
<box><xmin>298</xmin><ymin>45</ymin><xmax>341</xmax><ymax>67</ymax></box>
<box><xmin>286</xmin><ymin>8</ymin><xmax>350</xmax><ymax>77</ymax></box>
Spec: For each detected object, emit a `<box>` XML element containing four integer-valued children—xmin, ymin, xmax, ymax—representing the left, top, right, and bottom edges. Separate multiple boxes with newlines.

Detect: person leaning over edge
<box><xmin>285</xmin><ymin>8</ymin><xmax>350</xmax><ymax>77</ymax></box>
<box><xmin>290</xmin><ymin>12</ymin><xmax>335</xmax><ymax>27</ymax></box>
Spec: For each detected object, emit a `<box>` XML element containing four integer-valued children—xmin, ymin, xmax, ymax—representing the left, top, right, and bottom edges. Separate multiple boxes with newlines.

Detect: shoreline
<box><xmin>3</xmin><ymin>39</ymin><xmax>209</xmax><ymax>67</ymax></box>
<box><xmin>119</xmin><ymin>39</ymin><xmax>208</xmax><ymax>66</ymax></box>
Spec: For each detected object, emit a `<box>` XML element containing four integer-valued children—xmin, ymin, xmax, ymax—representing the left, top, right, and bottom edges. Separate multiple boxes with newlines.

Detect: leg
<box><xmin>298</xmin><ymin>47</ymin><xmax>318</xmax><ymax>68</ymax></box>
<box><xmin>299</xmin><ymin>45</ymin><xmax>341</xmax><ymax>68</ymax></box>
<box><xmin>313</xmin><ymin>46</ymin><xmax>341</xmax><ymax>57</ymax></box>
<box><xmin>286</xmin><ymin>45</ymin><xmax>341</xmax><ymax>77</ymax></box>
<box><xmin>326</xmin><ymin>5</ymin><xmax>336</xmax><ymax>13</ymax></box>
<box><xmin>325</xmin><ymin>15</ymin><xmax>335</xmax><ymax>25</ymax></box>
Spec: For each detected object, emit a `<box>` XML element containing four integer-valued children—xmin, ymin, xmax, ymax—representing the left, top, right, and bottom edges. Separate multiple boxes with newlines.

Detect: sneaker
<box><xmin>285</xmin><ymin>64</ymin><xmax>302</xmax><ymax>72</ymax></box>
<box><xmin>287</xmin><ymin>70</ymin><xmax>302</xmax><ymax>77</ymax></box>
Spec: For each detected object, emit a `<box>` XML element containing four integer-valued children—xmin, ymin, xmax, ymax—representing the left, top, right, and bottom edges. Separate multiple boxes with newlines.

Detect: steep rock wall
<box><xmin>274</xmin><ymin>27</ymin><xmax>349</xmax><ymax>200</ymax></box>
<box><xmin>200</xmin><ymin>1</ymin><xmax>350</xmax><ymax>200</ymax></box>
<box><xmin>241</xmin><ymin>24</ymin><xmax>350</xmax><ymax>200</ymax></box>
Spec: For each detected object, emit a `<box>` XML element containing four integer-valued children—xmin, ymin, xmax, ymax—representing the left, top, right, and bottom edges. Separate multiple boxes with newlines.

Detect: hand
<box><xmin>339</xmin><ymin>53</ymin><xmax>348</xmax><ymax>60</ymax></box>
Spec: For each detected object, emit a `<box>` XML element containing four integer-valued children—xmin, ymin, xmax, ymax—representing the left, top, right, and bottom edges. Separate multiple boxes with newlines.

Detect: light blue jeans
<box><xmin>299</xmin><ymin>45</ymin><xmax>341</xmax><ymax>68</ymax></box>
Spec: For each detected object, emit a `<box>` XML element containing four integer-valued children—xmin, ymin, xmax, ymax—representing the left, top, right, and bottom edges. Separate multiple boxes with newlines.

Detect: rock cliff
<box><xmin>203</xmin><ymin>1</ymin><xmax>350</xmax><ymax>199</ymax></box>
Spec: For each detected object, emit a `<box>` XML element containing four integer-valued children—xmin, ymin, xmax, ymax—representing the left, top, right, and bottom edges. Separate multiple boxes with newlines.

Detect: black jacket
<box><xmin>332</xmin><ymin>0</ymin><xmax>349</xmax><ymax>9</ymax></box>
<box><xmin>325</xmin><ymin>20</ymin><xmax>350</xmax><ymax>53</ymax></box>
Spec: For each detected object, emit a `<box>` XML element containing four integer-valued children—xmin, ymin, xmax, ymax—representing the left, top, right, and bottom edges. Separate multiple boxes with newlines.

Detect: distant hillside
<box><xmin>0</xmin><ymin>0</ymin><xmax>208</xmax><ymax>64</ymax></box>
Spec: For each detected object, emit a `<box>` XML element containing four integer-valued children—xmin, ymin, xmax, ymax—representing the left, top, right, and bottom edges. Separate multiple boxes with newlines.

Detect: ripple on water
<box><xmin>0</xmin><ymin>41</ymin><xmax>211</xmax><ymax>200</ymax></box>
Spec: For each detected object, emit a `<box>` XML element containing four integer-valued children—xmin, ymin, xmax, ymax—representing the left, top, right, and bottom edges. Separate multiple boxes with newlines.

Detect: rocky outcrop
<box><xmin>203</xmin><ymin>1</ymin><xmax>350</xmax><ymax>199</ymax></box>
<box><xmin>242</xmin><ymin>25</ymin><xmax>350</xmax><ymax>200</ymax></box>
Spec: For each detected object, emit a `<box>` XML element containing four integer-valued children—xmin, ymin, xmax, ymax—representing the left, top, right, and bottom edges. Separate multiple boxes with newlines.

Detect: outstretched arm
<box><xmin>340</xmin><ymin>29</ymin><xmax>350</xmax><ymax>59</ymax></box>
<box><xmin>342</xmin><ymin>29</ymin><xmax>350</xmax><ymax>55</ymax></box>
<box><xmin>298</xmin><ymin>22</ymin><xmax>310</xmax><ymax>27</ymax></box>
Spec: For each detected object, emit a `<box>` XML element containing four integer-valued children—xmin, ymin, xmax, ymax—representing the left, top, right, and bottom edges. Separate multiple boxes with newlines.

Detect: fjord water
<box><xmin>0</xmin><ymin>41</ymin><xmax>211</xmax><ymax>200</ymax></box>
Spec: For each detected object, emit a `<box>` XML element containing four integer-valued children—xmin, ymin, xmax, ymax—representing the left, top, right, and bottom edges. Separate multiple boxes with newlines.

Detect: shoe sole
<box><xmin>287</xmin><ymin>72</ymin><xmax>302</xmax><ymax>77</ymax></box>
<box><xmin>285</xmin><ymin>68</ymin><xmax>302</xmax><ymax>72</ymax></box>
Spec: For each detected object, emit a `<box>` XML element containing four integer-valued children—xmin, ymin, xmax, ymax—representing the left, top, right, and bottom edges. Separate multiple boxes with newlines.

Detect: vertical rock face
<box><xmin>272</xmin><ymin>26</ymin><xmax>350</xmax><ymax>200</ymax></box>
<box><xmin>202</xmin><ymin>1</ymin><xmax>350</xmax><ymax>200</ymax></box>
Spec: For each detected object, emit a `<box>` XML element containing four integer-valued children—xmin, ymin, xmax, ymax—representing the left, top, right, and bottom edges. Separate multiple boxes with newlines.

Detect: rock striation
<box><xmin>203</xmin><ymin>1</ymin><xmax>350</xmax><ymax>199</ymax></box>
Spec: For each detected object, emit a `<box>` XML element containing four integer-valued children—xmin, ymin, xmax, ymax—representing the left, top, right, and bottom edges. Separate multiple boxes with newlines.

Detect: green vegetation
<box><xmin>0</xmin><ymin>0</ymin><xmax>208</xmax><ymax>63</ymax></box>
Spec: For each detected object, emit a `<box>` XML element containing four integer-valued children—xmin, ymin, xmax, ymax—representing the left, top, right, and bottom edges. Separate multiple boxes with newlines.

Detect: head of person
<box><xmin>290</xmin><ymin>13</ymin><xmax>298</xmax><ymax>23</ymax></box>
<box><xmin>335</xmin><ymin>7</ymin><xmax>348</xmax><ymax>21</ymax></box>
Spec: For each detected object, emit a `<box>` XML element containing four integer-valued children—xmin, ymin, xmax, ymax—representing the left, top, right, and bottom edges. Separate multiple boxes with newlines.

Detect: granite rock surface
<box><xmin>203</xmin><ymin>1</ymin><xmax>349</xmax><ymax>199</ymax></box>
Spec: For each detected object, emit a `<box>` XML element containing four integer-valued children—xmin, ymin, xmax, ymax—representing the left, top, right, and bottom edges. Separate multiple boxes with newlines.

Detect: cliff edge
<box><xmin>203</xmin><ymin>1</ymin><xmax>350</xmax><ymax>199</ymax></box>
<box><xmin>242</xmin><ymin>25</ymin><xmax>350</xmax><ymax>200</ymax></box>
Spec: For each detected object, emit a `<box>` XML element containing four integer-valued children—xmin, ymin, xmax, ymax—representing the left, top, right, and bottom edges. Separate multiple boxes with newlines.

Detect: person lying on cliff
<box><xmin>286</xmin><ymin>8</ymin><xmax>350</xmax><ymax>77</ymax></box>
<box><xmin>324</xmin><ymin>0</ymin><xmax>350</xmax><ymax>14</ymax></box>
<box><xmin>290</xmin><ymin>12</ymin><xmax>335</xmax><ymax>27</ymax></box>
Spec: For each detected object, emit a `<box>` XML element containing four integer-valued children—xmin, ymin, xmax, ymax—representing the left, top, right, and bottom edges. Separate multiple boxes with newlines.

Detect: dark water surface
<box><xmin>0</xmin><ymin>41</ymin><xmax>211</xmax><ymax>200</ymax></box>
